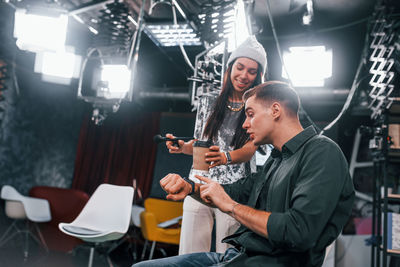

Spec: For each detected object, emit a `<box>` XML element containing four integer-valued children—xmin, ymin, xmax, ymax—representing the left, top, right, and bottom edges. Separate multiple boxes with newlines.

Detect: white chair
<box><xmin>131</xmin><ymin>205</ymin><xmax>145</xmax><ymax>228</ymax></box>
<box><xmin>0</xmin><ymin>185</ymin><xmax>51</xmax><ymax>259</ymax></box>
<box><xmin>59</xmin><ymin>183</ymin><xmax>133</xmax><ymax>267</ymax></box>
<box><xmin>130</xmin><ymin>204</ymin><xmax>145</xmax><ymax>261</ymax></box>
<box><xmin>321</xmin><ymin>240</ymin><xmax>336</xmax><ymax>267</ymax></box>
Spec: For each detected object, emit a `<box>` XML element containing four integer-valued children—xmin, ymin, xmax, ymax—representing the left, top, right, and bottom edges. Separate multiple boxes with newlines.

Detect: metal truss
<box><xmin>368</xmin><ymin>3</ymin><xmax>398</xmax><ymax>119</ymax></box>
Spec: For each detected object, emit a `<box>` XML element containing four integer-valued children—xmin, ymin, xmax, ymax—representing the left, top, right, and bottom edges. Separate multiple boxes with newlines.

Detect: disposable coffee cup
<box><xmin>192</xmin><ymin>140</ymin><xmax>213</xmax><ymax>171</ymax></box>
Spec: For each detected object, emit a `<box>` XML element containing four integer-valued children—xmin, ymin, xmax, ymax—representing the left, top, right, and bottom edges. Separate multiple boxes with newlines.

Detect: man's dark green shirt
<box><xmin>222</xmin><ymin>126</ymin><xmax>355</xmax><ymax>267</ymax></box>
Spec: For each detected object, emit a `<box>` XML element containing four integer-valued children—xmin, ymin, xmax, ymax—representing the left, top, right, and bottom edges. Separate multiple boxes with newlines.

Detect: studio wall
<box><xmin>149</xmin><ymin>112</ymin><xmax>196</xmax><ymax>199</ymax></box>
<box><xmin>0</xmin><ymin>59</ymin><xmax>85</xmax><ymax>194</ymax></box>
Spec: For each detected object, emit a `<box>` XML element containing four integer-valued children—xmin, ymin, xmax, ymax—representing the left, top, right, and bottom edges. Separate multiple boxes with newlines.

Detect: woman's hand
<box><xmin>205</xmin><ymin>146</ymin><xmax>228</xmax><ymax>168</ymax></box>
<box><xmin>165</xmin><ymin>133</ymin><xmax>195</xmax><ymax>155</ymax></box>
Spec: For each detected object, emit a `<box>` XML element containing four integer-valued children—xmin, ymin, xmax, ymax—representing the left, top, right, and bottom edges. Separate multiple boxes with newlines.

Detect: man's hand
<box><xmin>205</xmin><ymin>146</ymin><xmax>227</xmax><ymax>168</ymax></box>
<box><xmin>160</xmin><ymin>173</ymin><xmax>192</xmax><ymax>201</ymax></box>
<box><xmin>196</xmin><ymin>175</ymin><xmax>235</xmax><ymax>213</ymax></box>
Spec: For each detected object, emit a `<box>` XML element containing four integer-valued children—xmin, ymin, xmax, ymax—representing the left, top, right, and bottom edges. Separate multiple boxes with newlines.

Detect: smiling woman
<box><xmin>229</xmin><ymin>57</ymin><xmax>259</xmax><ymax>100</ymax></box>
<box><xmin>165</xmin><ymin>36</ymin><xmax>269</xmax><ymax>255</ymax></box>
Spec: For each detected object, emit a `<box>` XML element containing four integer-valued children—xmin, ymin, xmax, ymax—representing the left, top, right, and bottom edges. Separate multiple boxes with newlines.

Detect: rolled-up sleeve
<box><xmin>267</xmin><ymin>139</ymin><xmax>354</xmax><ymax>251</ymax></box>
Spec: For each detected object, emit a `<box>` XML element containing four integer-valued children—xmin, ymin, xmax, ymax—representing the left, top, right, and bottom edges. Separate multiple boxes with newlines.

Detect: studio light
<box><xmin>96</xmin><ymin>65</ymin><xmax>131</xmax><ymax>99</ymax></box>
<box><xmin>302</xmin><ymin>0</ymin><xmax>314</xmax><ymax>26</ymax></box>
<box><xmin>76</xmin><ymin>0</ymin><xmax>139</xmax><ymax>125</ymax></box>
<box><xmin>282</xmin><ymin>46</ymin><xmax>332</xmax><ymax>87</ymax></box>
<box><xmin>34</xmin><ymin>49</ymin><xmax>81</xmax><ymax>85</ymax></box>
<box><xmin>145</xmin><ymin>24</ymin><xmax>201</xmax><ymax>47</ymax></box>
<box><xmin>14</xmin><ymin>9</ymin><xmax>68</xmax><ymax>52</ymax></box>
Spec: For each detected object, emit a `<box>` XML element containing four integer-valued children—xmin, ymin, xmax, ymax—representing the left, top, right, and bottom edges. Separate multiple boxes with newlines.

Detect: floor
<box><xmin>0</xmin><ymin>213</ymin><xmax>178</xmax><ymax>267</ymax></box>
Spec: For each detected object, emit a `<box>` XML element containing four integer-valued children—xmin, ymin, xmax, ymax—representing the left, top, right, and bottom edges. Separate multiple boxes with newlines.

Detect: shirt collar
<box><xmin>281</xmin><ymin>126</ymin><xmax>317</xmax><ymax>157</ymax></box>
<box><xmin>270</xmin><ymin>148</ymin><xmax>282</xmax><ymax>159</ymax></box>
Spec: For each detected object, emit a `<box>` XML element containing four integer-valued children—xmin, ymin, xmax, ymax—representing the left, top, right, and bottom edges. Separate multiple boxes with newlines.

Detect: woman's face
<box><xmin>230</xmin><ymin>57</ymin><xmax>259</xmax><ymax>94</ymax></box>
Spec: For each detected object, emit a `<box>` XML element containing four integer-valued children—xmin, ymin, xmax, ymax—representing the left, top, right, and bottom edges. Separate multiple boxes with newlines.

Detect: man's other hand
<box><xmin>160</xmin><ymin>173</ymin><xmax>192</xmax><ymax>201</ymax></box>
<box><xmin>196</xmin><ymin>175</ymin><xmax>234</xmax><ymax>213</ymax></box>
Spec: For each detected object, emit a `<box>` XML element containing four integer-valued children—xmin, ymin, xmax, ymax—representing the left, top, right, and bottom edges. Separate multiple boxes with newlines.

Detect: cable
<box><xmin>261</xmin><ymin>17</ymin><xmax>368</xmax><ymax>41</ymax></box>
<box><xmin>317</xmin><ymin>17</ymin><xmax>368</xmax><ymax>33</ymax></box>
<box><xmin>264</xmin><ymin>0</ymin><xmax>320</xmax><ymax>132</ymax></box>
<box><xmin>264</xmin><ymin>0</ymin><xmax>289</xmax><ymax>83</ymax></box>
<box><xmin>260</xmin><ymin>17</ymin><xmax>369</xmax><ymax>42</ymax></box>
<box><xmin>171</xmin><ymin>2</ymin><xmax>195</xmax><ymax>72</ymax></box>
<box><xmin>319</xmin><ymin>14</ymin><xmax>374</xmax><ymax>136</ymax></box>
<box><xmin>77</xmin><ymin>48</ymin><xmax>104</xmax><ymax>98</ymax></box>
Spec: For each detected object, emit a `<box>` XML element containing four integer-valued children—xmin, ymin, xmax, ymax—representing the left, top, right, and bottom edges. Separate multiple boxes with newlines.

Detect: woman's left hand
<box><xmin>205</xmin><ymin>146</ymin><xmax>227</xmax><ymax>168</ymax></box>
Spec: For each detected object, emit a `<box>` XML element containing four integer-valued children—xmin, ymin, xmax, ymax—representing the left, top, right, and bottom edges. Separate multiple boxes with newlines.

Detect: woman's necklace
<box><xmin>227</xmin><ymin>102</ymin><xmax>245</xmax><ymax>112</ymax></box>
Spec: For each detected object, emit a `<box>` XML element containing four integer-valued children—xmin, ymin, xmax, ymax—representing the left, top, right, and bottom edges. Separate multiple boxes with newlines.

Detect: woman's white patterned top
<box><xmin>189</xmin><ymin>94</ymin><xmax>259</xmax><ymax>184</ymax></box>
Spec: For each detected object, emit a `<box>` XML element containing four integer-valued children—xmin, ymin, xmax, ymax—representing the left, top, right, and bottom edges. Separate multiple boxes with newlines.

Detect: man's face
<box><xmin>243</xmin><ymin>96</ymin><xmax>274</xmax><ymax>146</ymax></box>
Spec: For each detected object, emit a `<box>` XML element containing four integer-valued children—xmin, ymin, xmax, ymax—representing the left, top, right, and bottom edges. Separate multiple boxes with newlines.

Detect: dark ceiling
<box><xmin>0</xmin><ymin>0</ymin><xmax>399</xmax><ymax>117</ymax></box>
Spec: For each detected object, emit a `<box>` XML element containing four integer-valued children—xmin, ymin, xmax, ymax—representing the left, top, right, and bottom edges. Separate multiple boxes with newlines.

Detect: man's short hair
<box><xmin>243</xmin><ymin>81</ymin><xmax>300</xmax><ymax>116</ymax></box>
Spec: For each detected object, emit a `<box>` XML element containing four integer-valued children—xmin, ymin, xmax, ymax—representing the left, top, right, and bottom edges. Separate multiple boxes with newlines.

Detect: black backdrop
<box><xmin>149</xmin><ymin>112</ymin><xmax>195</xmax><ymax>199</ymax></box>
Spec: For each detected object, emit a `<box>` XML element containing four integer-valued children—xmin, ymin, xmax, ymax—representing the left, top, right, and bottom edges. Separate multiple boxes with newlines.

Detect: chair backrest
<box><xmin>29</xmin><ymin>186</ymin><xmax>90</xmax><ymax>252</ymax></box>
<box><xmin>5</xmin><ymin>201</ymin><xmax>26</xmax><ymax>219</ymax></box>
<box><xmin>1</xmin><ymin>185</ymin><xmax>23</xmax><ymax>201</ymax></box>
<box><xmin>131</xmin><ymin>205</ymin><xmax>145</xmax><ymax>228</ymax></box>
<box><xmin>2</xmin><ymin>185</ymin><xmax>26</xmax><ymax>219</ymax></box>
<box><xmin>1</xmin><ymin>185</ymin><xmax>51</xmax><ymax>222</ymax></box>
<box><xmin>144</xmin><ymin>198</ymin><xmax>183</xmax><ymax>223</ymax></box>
<box><xmin>29</xmin><ymin>186</ymin><xmax>89</xmax><ymax>226</ymax></box>
<box><xmin>70</xmin><ymin>184</ymin><xmax>134</xmax><ymax>233</ymax></box>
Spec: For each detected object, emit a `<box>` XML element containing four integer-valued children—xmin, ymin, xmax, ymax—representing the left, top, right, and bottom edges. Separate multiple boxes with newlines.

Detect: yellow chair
<box><xmin>140</xmin><ymin>198</ymin><xmax>183</xmax><ymax>260</ymax></box>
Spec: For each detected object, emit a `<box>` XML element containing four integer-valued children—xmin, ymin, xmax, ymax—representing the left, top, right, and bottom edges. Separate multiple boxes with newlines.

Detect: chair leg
<box><xmin>24</xmin><ymin>229</ymin><xmax>29</xmax><ymax>261</ymax></box>
<box><xmin>149</xmin><ymin>241</ymin><xmax>156</xmax><ymax>260</ymax></box>
<box><xmin>106</xmin><ymin>255</ymin><xmax>115</xmax><ymax>267</ymax></box>
<box><xmin>158</xmin><ymin>247</ymin><xmax>167</xmax><ymax>258</ymax></box>
<box><xmin>107</xmin><ymin>235</ymin><xmax>127</xmax><ymax>254</ymax></box>
<box><xmin>88</xmin><ymin>246</ymin><xmax>95</xmax><ymax>267</ymax></box>
<box><xmin>33</xmin><ymin>223</ymin><xmax>48</xmax><ymax>252</ymax></box>
<box><xmin>0</xmin><ymin>220</ymin><xmax>47</xmax><ymax>261</ymax></box>
<box><xmin>132</xmin><ymin>237</ymin><xmax>139</xmax><ymax>262</ymax></box>
<box><xmin>0</xmin><ymin>221</ymin><xmax>20</xmax><ymax>246</ymax></box>
<box><xmin>141</xmin><ymin>239</ymin><xmax>148</xmax><ymax>260</ymax></box>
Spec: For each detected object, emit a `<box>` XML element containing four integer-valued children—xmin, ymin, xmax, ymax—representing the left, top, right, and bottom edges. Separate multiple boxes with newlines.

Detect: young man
<box><xmin>134</xmin><ymin>81</ymin><xmax>355</xmax><ymax>267</ymax></box>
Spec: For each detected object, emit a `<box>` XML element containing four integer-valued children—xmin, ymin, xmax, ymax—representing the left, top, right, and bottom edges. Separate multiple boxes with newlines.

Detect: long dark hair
<box><xmin>202</xmin><ymin>59</ymin><xmax>263</xmax><ymax>149</ymax></box>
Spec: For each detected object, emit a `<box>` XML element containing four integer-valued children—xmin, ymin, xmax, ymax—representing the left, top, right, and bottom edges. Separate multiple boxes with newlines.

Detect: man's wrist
<box><xmin>229</xmin><ymin>202</ymin><xmax>240</xmax><ymax>217</ymax></box>
<box><xmin>183</xmin><ymin>177</ymin><xmax>195</xmax><ymax>195</ymax></box>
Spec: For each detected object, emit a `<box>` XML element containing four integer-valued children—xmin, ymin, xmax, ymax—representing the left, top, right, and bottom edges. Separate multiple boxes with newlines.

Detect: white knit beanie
<box><xmin>227</xmin><ymin>36</ymin><xmax>267</xmax><ymax>75</ymax></box>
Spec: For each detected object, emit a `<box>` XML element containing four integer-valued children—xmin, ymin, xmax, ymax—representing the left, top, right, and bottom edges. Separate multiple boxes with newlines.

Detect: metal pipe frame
<box><xmin>68</xmin><ymin>0</ymin><xmax>115</xmax><ymax>16</ymax></box>
<box><xmin>127</xmin><ymin>0</ymin><xmax>147</xmax><ymax>101</ymax></box>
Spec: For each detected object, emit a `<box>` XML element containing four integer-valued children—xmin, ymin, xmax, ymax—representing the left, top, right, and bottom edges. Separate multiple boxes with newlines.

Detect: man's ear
<box><xmin>270</xmin><ymin>102</ymin><xmax>281</xmax><ymax>119</ymax></box>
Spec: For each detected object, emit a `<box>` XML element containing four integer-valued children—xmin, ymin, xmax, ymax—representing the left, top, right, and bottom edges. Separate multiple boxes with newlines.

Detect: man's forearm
<box><xmin>228</xmin><ymin>202</ymin><xmax>270</xmax><ymax>238</ymax></box>
<box><xmin>190</xmin><ymin>182</ymin><xmax>270</xmax><ymax>237</ymax></box>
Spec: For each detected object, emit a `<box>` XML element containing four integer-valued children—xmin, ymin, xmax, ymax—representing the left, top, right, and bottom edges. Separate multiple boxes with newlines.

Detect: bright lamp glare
<box><xmin>99</xmin><ymin>65</ymin><xmax>131</xmax><ymax>99</ymax></box>
<box><xmin>14</xmin><ymin>9</ymin><xmax>68</xmax><ymax>52</ymax></box>
<box><xmin>35</xmin><ymin>51</ymin><xmax>81</xmax><ymax>78</ymax></box>
<box><xmin>282</xmin><ymin>46</ymin><xmax>332</xmax><ymax>87</ymax></box>
<box><xmin>225</xmin><ymin>0</ymin><xmax>249</xmax><ymax>52</ymax></box>
<box><xmin>34</xmin><ymin>50</ymin><xmax>81</xmax><ymax>85</ymax></box>
<box><xmin>212</xmin><ymin>0</ymin><xmax>249</xmax><ymax>54</ymax></box>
